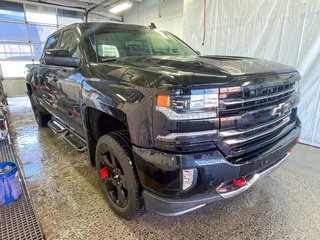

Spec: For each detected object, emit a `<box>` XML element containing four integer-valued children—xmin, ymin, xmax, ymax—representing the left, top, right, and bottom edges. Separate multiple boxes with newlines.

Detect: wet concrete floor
<box><xmin>8</xmin><ymin>97</ymin><xmax>320</xmax><ymax>240</ymax></box>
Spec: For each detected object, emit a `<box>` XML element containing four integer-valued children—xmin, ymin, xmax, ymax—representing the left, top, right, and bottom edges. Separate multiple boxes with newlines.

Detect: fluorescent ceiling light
<box><xmin>109</xmin><ymin>2</ymin><xmax>133</xmax><ymax>14</ymax></box>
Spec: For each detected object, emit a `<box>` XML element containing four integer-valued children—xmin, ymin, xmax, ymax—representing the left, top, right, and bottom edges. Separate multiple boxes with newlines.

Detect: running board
<box><xmin>47</xmin><ymin>119</ymin><xmax>67</xmax><ymax>134</ymax></box>
<box><xmin>48</xmin><ymin>119</ymin><xmax>87</xmax><ymax>152</ymax></box>
<box><xmin>63</xmin><ymin>131</ymin><xmax>87</xmax><ymax>152</ymax></box>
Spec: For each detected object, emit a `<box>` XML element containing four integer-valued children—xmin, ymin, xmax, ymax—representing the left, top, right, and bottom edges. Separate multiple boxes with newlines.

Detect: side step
<box><xmin>63</xmin><ymin>131</ymin><xmax>87</xmax><ymax>152</ymax></box>
<box><xmin>48</xmin><ymin>118</ymin><xmax>87</xmax><ymax>152</ymax></box>
<box><xmin>47</xmin><ymin>119</ymin><xmax>67</xmax><ymax>134</ymax></box>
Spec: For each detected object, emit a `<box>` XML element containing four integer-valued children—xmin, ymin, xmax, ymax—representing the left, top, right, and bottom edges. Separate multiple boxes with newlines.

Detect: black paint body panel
<box><xmin>25</xmin><ymin>23</ymin><xmax>301</xmax><ymax>211</ymax></box>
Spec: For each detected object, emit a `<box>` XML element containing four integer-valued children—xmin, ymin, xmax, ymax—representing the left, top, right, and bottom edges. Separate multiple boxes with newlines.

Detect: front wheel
<box><xmin>95</xmin><ymin>131</ymin><xmax>143</xmax><ymax>219</ymax></box>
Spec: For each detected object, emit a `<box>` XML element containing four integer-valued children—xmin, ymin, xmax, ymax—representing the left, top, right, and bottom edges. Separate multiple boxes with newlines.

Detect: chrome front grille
<box><xmin>220</xmin><ymin>113</ymin><xmax>291</xmax><ymax>145</ymax></box>
<box><xmin>219</xmin><ymin>80</ymin><xmax>298</xmax><ymax>162</ymax></box>
<box><xmin>220</xmin><ymin>82</ymin><xmax>296</xmax><ymax>113</ymax></box>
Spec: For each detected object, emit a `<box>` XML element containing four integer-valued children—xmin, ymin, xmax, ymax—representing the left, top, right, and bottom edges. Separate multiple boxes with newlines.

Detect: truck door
<box><xmin>38</xmin><ymin>33</ymin><xmax>61</xmax><ymax>117</ymax></box>
<box><xmin>51</xmin><ymin>28</ymin><xmax>85</xmax><ymax>137</ymax></box>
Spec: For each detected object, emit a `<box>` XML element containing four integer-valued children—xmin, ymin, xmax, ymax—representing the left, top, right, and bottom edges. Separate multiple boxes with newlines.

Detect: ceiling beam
<box><xmin>6</xmin><ymin>0</ymin><xmax>85</xmax><ymax>12</ymax></box>
<box><xmin>85</xmin><ymin>0</ymin><xmax>122</xmax><ymax>22</ymax></box>
<box><xmin>40</xmin><ymin>0</ymin><xmax>91</xmax><ymax>9</ymax></box>
<box><xmin>40</xmin><ymin>0</ymin><xmax>122</xmax><ymax>21</ymax></box>
<box><xmin>89</xmin><ymin>0</ymin><xmax>120</xmax><ymax>12</ymax></box>
<box><xmin>5</xmin><ymin>0</ymin><xmax>122</xmax><ymax>21</ymax></box>
<box><xmin>39</xmin><ymin>0</ymin><xmax>116</xmax><ymax>8</ymax></box>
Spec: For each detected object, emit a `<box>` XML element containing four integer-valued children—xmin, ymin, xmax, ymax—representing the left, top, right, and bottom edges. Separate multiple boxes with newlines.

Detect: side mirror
<box><xmin>44</xmin><ymin>49</ymin><xmax>81</xmax><ymax>68</ymax></box>
<box><xmin>195</xmin><ymin>50</ymin><xmax>201</xmax><ymax>55</ymax></box>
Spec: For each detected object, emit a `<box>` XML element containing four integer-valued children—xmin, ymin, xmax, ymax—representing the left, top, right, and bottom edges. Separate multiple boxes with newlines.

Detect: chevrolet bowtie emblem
<box><xmin>271</xmin><ymin>102</ymin><xmax>289</xmax><ymax>116</ymax></box>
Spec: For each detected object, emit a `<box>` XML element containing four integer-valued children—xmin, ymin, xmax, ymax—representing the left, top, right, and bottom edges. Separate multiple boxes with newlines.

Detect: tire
<box><xmin>95</xmin><ymin>131</ymin><xmax>143</xmax><ymax>219</ymax></box>
<box><xmin>30</xmin><ymin>93</ymin><xmax>51</xmax><ymax>127</ymax></box>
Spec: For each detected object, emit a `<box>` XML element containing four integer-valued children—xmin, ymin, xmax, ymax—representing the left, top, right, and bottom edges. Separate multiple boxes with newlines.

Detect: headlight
<box><xmin>155</xmin><ymin>89</ymin><xmax>219</xmax><ymax>120</ymax></box>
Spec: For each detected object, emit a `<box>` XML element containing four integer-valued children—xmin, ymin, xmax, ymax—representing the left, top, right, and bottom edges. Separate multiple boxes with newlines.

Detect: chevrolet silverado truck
<box><xmin>25</xmin><ymin>22</ymin><xmax>301</xmax><ymax>219</ymax></box>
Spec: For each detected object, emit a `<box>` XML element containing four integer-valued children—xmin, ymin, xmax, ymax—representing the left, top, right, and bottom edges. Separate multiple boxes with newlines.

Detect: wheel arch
<box><xmin>84</xmin><ymin>106</ymin><xmax>130</xmax><ymax>166</ymax></box>
<box><xmin>26</xmin><ymin>82</ymin><xmax>33</xmax><ymax>97</ymax></box>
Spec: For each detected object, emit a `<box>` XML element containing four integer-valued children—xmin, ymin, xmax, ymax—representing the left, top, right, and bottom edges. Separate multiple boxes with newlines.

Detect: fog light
<box><xmin>182</xmin><ymin>169</ymin><xmax>197</xmax><ymax>191</ymax></box>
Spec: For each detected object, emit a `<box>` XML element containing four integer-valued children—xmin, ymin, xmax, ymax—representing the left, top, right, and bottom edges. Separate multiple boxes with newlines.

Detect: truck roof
<box><xmin>49</xmin><ymin>22</ymin><xmax>149</xmax><ymax>38</ymax></box>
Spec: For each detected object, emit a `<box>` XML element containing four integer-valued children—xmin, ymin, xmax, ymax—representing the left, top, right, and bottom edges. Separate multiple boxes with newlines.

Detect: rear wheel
<box><xmin>95</xmin><ymin>131</ymin><xmax>143</xmax><ymax>219</ymax></box>
<box><xmin>30</xmin><ymin>93</ymin><xmax>51</xmax><ymax>127</ymax></box>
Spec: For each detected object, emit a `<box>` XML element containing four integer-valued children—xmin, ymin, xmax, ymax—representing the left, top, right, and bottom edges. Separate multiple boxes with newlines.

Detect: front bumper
<box><xmin>143</xmin><ymin>153</ymin><xmax>289</xmax><ymax>216</ymax></box>
<box><xmin>133</xmin><ymin>124</ymin><xmax>301</xmax><ymax>216</ymax></box>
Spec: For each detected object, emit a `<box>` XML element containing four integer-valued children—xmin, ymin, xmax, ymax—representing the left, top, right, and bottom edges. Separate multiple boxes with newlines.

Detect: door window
<box><xmin>60</xmin><ymin>29</ymin><xmax>78</xmax><ymax>57</ymax></box>
<box><xmin>45</xmin><ymin>34</ymin><xmax>60</xmax><ymax>50</ymax></box>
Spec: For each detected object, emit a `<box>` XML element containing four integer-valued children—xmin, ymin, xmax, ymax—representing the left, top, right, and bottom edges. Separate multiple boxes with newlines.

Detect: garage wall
<box><xmin>123</xmin><ymin>0</ymin><xmax>184</xmax><ymax>38</ymax></box>
<box><xmin>182</xmin><ymin>0</ymin><xmax>320</xmax><ymax>147</ymax></box>
<box><xmin>0</xmin><ymin>0</ymin><xmax>85</xmax><ymax>97</ymax></box>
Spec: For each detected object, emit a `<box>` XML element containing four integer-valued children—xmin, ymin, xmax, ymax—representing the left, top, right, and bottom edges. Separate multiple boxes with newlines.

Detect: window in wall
<box><xmin>0</xmin><ymin>1</ymin><xmax>25</xmax><ymax>22</ymax></box>
<box><xmin>0</xmin><ymin>61</ymin><xmax>33</xmax><ymax>78</ymax></box>
<box><xmin>25</xmin><ymin>4</ymin><xmax>57</xmax><ymax>25</ymax></box>
<box><xmin>60</xmin><ymin>30</ymin><xmax>78</xmax><ymax>56</ymax></box>
<box><xmin>57</xmin><ymin>9</ymin><xmax>83</xmax><ymax>26</ymax></box>
<box><xmin>0</xmin><ymin>42</ymin><xmax>32</xmax><ymax>60</ymax></box>
<box><xmin>0</xmin><ymin>22</ymin><xmax>28</xmax><ymax>41</ymax></box>
<box><xmin>0</xmin><ymin>44</ymin><xmax>5</xmax><ymax>59</ymax></box>
<box><xmin>28</xmin><ymin>24</ymin><xmax>57</xmax><ymax>42</ymax></box>
<box><xmin>32</xmin><ymin>43</ymin><xmax>44</xmax><ymax>60</ymax></box>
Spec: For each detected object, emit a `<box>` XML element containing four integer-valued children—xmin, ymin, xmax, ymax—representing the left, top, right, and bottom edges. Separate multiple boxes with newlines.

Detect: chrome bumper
<box><xmin>217</xmin><ymin>153</ymin><xmax>289</xmax><ymax>199</ymax></box>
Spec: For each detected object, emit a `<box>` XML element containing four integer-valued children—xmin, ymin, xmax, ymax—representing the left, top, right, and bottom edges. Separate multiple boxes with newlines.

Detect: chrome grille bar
<box><xmin>219</xmin><ymin>82</ymin><xmax>296</xmax><ymax>113</ymax></box>
<box><xmin>219</xmin><ymin>111</ymin><xmax>291</xmax><ymax>138</ymax></box>
<box><xmin>223</xmin><ymin>115</ymin><xmax>291</xmax><ymax>146</ymax></box>
<box><xmin>221</xmin><ymin>88</ymin><xmax>294</xmax><ymax>106</ymax></box>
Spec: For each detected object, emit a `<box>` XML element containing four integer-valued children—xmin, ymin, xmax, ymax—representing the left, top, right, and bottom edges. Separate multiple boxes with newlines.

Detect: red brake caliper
<box><xmin>100</xmin><ymin>167</ymin><xmax>109</xmax><ymax>180</ymax></box>
<box><xmin>232</xmin><ymin>177</ymin><xmax>247</xmax><ymax>187</ymax></box>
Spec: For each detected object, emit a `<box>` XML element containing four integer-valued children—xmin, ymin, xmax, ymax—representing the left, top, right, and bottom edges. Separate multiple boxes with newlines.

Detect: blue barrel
<box><xmin>0</xmin><ymin>162</ymin><xmax>22</xmax><ymax>205</ymax></box>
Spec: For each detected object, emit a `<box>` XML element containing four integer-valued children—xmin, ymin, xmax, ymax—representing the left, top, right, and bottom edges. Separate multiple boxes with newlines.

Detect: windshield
<box><xmin>88</xmin><ymin>27</ymin><xmax>197</xmax><ymax>62</ymax></box>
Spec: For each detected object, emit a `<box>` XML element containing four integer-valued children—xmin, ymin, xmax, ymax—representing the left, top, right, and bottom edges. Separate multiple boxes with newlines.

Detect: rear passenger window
<box><xmin>60</xmin><ymin>29</ymin><xmax>78</xmax><ymax>57</ymax></box>
<box><xmin>45</xmin><ymin>34</ymin><xmax>60</xmax><ymax>50</ymax></box>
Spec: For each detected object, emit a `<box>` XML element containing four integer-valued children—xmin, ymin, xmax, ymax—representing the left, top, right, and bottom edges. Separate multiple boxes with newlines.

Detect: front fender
<box><xmin>81</xmin><ymin>80</ymin><xmax>154</xmax><ymax>148</ymax></box>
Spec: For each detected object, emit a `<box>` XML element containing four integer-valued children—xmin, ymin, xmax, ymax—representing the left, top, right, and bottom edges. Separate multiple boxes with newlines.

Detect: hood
<box><xmin>117</xmin><ymin>55</ymin><xmax>298</xmax><ymax>87</ymax></box>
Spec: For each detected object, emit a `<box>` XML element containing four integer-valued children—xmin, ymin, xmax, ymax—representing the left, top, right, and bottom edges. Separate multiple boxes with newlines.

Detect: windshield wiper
<box><xmin>100</xmin><ymin>57</ymin><xmax>119</xmax><ymax>62</ymax></box>
<box><xmin>152</xmin><ymin>51</ymin><xmax>168</xmax><ymax>56</ymax></box>
<box><xmin>152</xmin><ymin>51</ymin><xmax>179</xmax><ymax>56</ymax></box>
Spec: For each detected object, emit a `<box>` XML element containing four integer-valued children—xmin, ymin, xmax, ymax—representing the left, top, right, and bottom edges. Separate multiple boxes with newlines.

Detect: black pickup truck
<box><xmin>25</xmin><ymin>22</ymin><xmax>301</xmax><ymax>219</ymax></box>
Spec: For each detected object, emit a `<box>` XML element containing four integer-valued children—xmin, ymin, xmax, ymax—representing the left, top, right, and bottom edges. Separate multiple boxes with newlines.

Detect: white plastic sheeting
<box><xmin>183</xmin><ymin>0</ymin><xmax>320</xmax><ymax>147</ymax></box>
<box><xmin>124</xmin><ymin>0</ymin><xmax>184</xmax><ymax>38</ymax></box>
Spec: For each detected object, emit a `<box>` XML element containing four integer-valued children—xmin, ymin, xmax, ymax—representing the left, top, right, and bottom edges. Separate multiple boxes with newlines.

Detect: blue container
<box><xmin>0</xmin><ymin>162</ymin><xmax>22</xmax><ymax>205</ymax></box>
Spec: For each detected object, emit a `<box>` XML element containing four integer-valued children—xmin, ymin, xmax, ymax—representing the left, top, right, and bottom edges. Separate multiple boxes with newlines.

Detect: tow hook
<box><xmin>217</xmin><ymin>153</ymin><xmax>290</xmax><ymax>198</ymax></box>
<box><xmin>216</xmin><ymin>176</ymin><xmax>247</xmax><ymax>194</ymax></box>
<box><xmin>232</xmin><ymin>177</ymin><xmax>247</xmax><ymax>187</ymax></box>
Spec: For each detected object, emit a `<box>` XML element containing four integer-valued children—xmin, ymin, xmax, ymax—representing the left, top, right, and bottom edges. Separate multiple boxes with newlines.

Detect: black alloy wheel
<box><xmin>100</xmin><ymin>150</ymin><xmax>128</xmax><ymax>208</ymax></box>
<box><xmin>95</xmin><ymin>131</ymin><xmax>143</xmax><ymax>219</ymax></box>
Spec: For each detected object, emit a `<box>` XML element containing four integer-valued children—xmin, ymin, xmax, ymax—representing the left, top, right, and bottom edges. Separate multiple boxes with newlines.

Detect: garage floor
<box><xmin>8</xmin><ymin>97</ymin><xmax>320</xmax><ymax>240</ymax></box>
